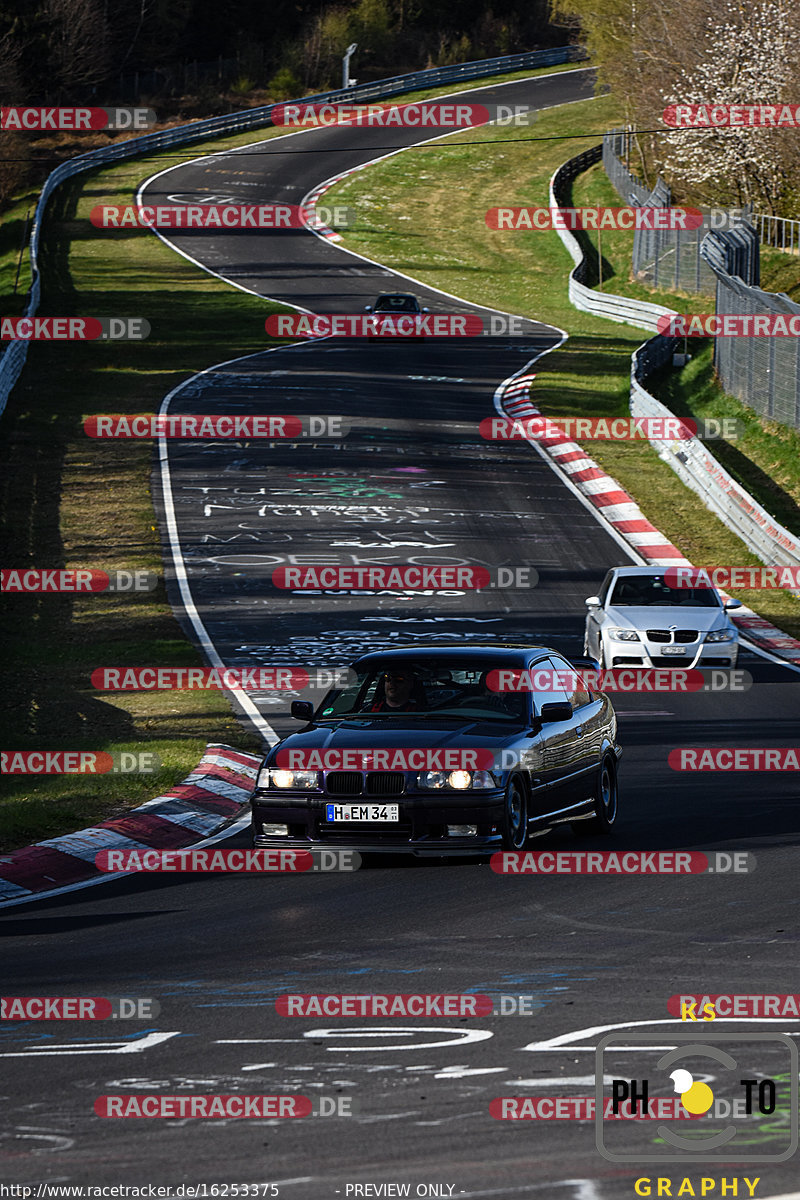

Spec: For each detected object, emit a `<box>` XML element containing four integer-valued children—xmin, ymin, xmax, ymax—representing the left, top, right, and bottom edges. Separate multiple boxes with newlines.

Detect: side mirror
<box><xmin>422</xmin><ymin>307</ymin><xmax>430</xmax><ymax>313</ymax></box>
<box><xmin>539</xmin><ymin>701</ymin><xmax>573</xmax><ymax>723</ymax></box>
<box><xmin>585</xmin><ymin>595</ymin><xmax>601</xmax><ymax>608</ymax></box>
<box><xmin>290</xmin><ymin>700</ymin><xmax>314</xmax><ymax>721</ymax></box>
<box><xmin>724</xmin><ymin>598</ymin><xmax>743</xmax><ymax>610</ymax></box>
<box><xmin>570</xmin><ymin>656</ymin><xmax>601</xmax><ymax>672</ymax></box>
<box><xmin>364</xmin><ymin>305</ymin><xmax>373</xmax><ymax>312</ymax></box>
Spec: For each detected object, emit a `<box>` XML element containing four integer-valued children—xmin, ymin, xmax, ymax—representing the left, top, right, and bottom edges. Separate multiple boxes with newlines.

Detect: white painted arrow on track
<box><xmin>0</xmin><ymin>1031</ymin><xmax>180</xmax><ymax>1056</ymax></box>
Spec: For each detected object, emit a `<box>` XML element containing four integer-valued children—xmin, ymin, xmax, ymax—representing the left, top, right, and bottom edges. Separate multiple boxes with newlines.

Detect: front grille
<box><xmin>326</xmin><ymin>771</ymin><xmax>362</xmax><ymax>795</ymax></box>
<box><xmin>675</xmin><ymin>629</ymin><xmax>698</xmax><ymax>643</ymax></box>
<box><xmin>647</xmin><ymin>629</ymin><xmax>671</xmax><ymax>643</ymax></box>
<box><xmin>365</xmin><ymin>772</ymin><xmax>405</xmax><ymax>796</ymax></box>
<box><xmin>646</xmin><ymin>629</ymin><xmax>698</xmax><ymax>643</ymax></box>
<box><xmin>650</xmin><ymin>655</ymin><xmax>695</xmax><ymax>667</ymax></box>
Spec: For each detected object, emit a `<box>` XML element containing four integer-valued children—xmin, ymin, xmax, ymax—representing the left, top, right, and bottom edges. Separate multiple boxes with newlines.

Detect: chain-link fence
<box><xmin>602</xmin><ymin>129</ymin><xmax>652</xmax><ymax>206</ymax></box>
<box><xmin>603</xmin><ymin>129</ymin><xmax>757</xmax><ymax>293</ymax></box>
<box><xmin>603</xmin><ymin>130</ymin><xmax>800</xmax><ymax>432</ymax></box>
<box><xmin>702</xmin><ymin>230</ymin><xmax>800</xmax><ymax>429</ymax></box>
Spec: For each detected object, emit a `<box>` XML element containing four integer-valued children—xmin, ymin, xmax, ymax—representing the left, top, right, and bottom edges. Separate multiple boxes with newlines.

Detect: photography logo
<box><xmin>595</xmin><ymin>1031</ymin><xmax>798</xmax><ymax>1162</ymax></box>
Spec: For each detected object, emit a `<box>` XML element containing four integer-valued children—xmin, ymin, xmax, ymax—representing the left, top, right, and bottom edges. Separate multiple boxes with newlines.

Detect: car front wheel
<box><xmin>502</xmin><ymin>776</ymin><xmax>528</xmax><ymax>850</ymax></box>
<box><xmin>586</xmin><ymin>757</ymin><xmax>618</xmax><ymax>834</ymax></box>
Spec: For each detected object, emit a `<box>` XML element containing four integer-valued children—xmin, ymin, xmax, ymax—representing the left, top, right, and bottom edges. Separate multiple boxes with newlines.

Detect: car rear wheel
<box><xmin>502</xmin><ymin>776</ymin><xmax>528</xmax><ymax>850</ymax></box>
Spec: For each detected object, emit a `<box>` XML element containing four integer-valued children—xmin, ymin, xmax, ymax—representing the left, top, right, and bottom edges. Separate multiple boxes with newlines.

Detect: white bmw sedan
<box><xmin>584</xmin><ymin>566</ymin><xmax>742</xmax><ymax>669</ymax></box>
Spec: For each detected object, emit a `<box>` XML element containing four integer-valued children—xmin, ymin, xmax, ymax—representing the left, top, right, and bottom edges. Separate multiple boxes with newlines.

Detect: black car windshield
<box><xmin>609</xmin><ymin>576</ymin><xmax>721</xmax><ymax>607</ymax></box>
<box><xmin>316</xmin><ymin>661</ymin><xmax>528</xmax><ymax>722</ymax></box>
<box><xmin>374</xmin><ymin>295</ymin><xmax>420</xmax><ymax>312</ymax></box>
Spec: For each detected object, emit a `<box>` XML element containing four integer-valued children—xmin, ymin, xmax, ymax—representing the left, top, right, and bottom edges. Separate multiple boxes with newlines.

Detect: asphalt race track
<box><xmin>3</xmin><ymin>69</ymin><xmax>800</xmax><ymax>1198</ymax></box>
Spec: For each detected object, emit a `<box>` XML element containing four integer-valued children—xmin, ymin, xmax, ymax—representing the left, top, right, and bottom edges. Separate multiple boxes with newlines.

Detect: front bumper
<box><xmin>250</xmin><ymin>789</ymin><xmax>506</xmax><ymax>856</ymax></box>
<box><xmin>606</xmin><ymin>640</ymin><xmax>738</xmax><ymax>669</ymax></box>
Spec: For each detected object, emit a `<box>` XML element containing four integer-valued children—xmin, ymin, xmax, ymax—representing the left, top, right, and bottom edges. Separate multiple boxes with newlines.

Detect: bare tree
<box><xmin>42</xmin><ymin>0</ymin><xmax>111</xmax><ymax>98</ymax></box>
<box><xmin>0</xmin><ymin>22</ymin><xmax>30</xmax><ymax>206</ymax></box>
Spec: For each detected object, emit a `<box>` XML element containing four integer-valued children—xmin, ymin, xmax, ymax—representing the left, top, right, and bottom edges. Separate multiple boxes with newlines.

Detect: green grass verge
<box><xmin>0</xmin><ymin>138</ymin><xmax>296</xmax><ymax>850</ymax></box>
<box><xmin>323</xmin><ymin>92</ymin><xmax>800</xmax><ymax>640</ymax></box>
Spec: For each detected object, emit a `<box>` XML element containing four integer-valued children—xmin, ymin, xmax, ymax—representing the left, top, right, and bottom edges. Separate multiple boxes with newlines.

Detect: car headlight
<box><xmin>419</xmin><ymin>769</ymin><xmax>496</xmax><ymax>790</ymax></box>
<box><xmin>705</xmin><ymin>629</ymin><xmax>737</xmax><ymax>643</ymax></box>
<box><xmin>609</xmin><ymin>628</ymin><xmax>641</xmax><ymax>642</ymax></box>
<box><xmin>258</xmin><ymin>768</ymin><xmax>318</xmax><ymax>790</ymax></box>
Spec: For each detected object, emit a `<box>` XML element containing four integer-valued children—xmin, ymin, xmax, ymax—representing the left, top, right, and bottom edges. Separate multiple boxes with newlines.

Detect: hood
<box><xmin>268</xmin><ymin>717</ymin><xmax>520</xmax><ymax>762</ymax></box>
<box><xmin>605</xmin><ymin>605</ymin><xmax>730</xmax><ymax>634</ymax></box>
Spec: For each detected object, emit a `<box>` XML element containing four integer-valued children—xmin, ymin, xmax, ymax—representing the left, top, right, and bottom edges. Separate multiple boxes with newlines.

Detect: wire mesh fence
<box><xmin>603</xmin><ymin>129</ymin><xmax>757</xmax><ymax>293</ymax></box>
<box><xmin>604</xmin><ymin>131</ymin><xmax>800</xmax><ymax>432</ymax></box>
<box><xmin>702</xmin><ymin>231</ymin><xmax>800</xmax><ymax>430</ymax></box>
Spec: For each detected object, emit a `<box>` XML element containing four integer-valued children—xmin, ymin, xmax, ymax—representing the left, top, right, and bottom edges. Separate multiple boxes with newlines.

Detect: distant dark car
<box><xmin>250</xmin><ymin>644</ymin><xmax>622</xmax><ymax>857</ymax></box>
<box><xmin>364</xmin><ymin>292</ymin><xmax>429</xmax><ymax>339</ymax></box>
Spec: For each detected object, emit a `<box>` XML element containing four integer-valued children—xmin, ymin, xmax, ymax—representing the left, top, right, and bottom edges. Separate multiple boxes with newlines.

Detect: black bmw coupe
<box><xmin>250</xmin><ymin>644</ymin><xmax>622</xmax><ymax>857</ymax></box>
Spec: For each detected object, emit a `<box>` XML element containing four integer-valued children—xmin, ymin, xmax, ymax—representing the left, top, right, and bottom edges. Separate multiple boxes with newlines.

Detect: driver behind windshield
<box><xmin>368</xmin><ymin>669</ymin><xmax>423</xmax><ymax>712</ymax></box>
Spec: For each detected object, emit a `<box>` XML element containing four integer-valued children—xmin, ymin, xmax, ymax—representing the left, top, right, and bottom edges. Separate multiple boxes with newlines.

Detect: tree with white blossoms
<box><xmin>658</xmin><ymin>0</ymin><xmax>800</xmax><ymax>212</ymax></box>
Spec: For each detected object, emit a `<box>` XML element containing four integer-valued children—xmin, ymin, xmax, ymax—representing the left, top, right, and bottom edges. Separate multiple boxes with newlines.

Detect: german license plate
<box><xmin>326</xmin><ymin>803</ymin><xmax>399</xmax><ymax>822</ymax></box>
<box><xmin>661</xmin><ymin>646</ymin><xmax>686</xmax><ymax>655</ymax></box>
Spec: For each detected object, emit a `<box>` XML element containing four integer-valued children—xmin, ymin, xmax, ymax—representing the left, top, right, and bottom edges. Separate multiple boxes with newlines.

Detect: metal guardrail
<box><xmin>549</xmin><ymin>146</ymin><xmax>676</xmax><ymax>332</ymax></box>
<box><xmin>630</xmin><ymin>353</ymin><xmax>800</xmax><ymax>577</ymax></box>
<box><xmin>552</xmin><ymin>143</ymin><xmax>800</xmax><ymax>587</ymax></box>
<box><xmin>753</xmin><ymin>212</ymin><xmax>800</xmax><ymax>254</ymax></box>
<box><xmin>0</xmin><ymin>44</ymin><xmax>587</xmax><ymax>422</ymax></box>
